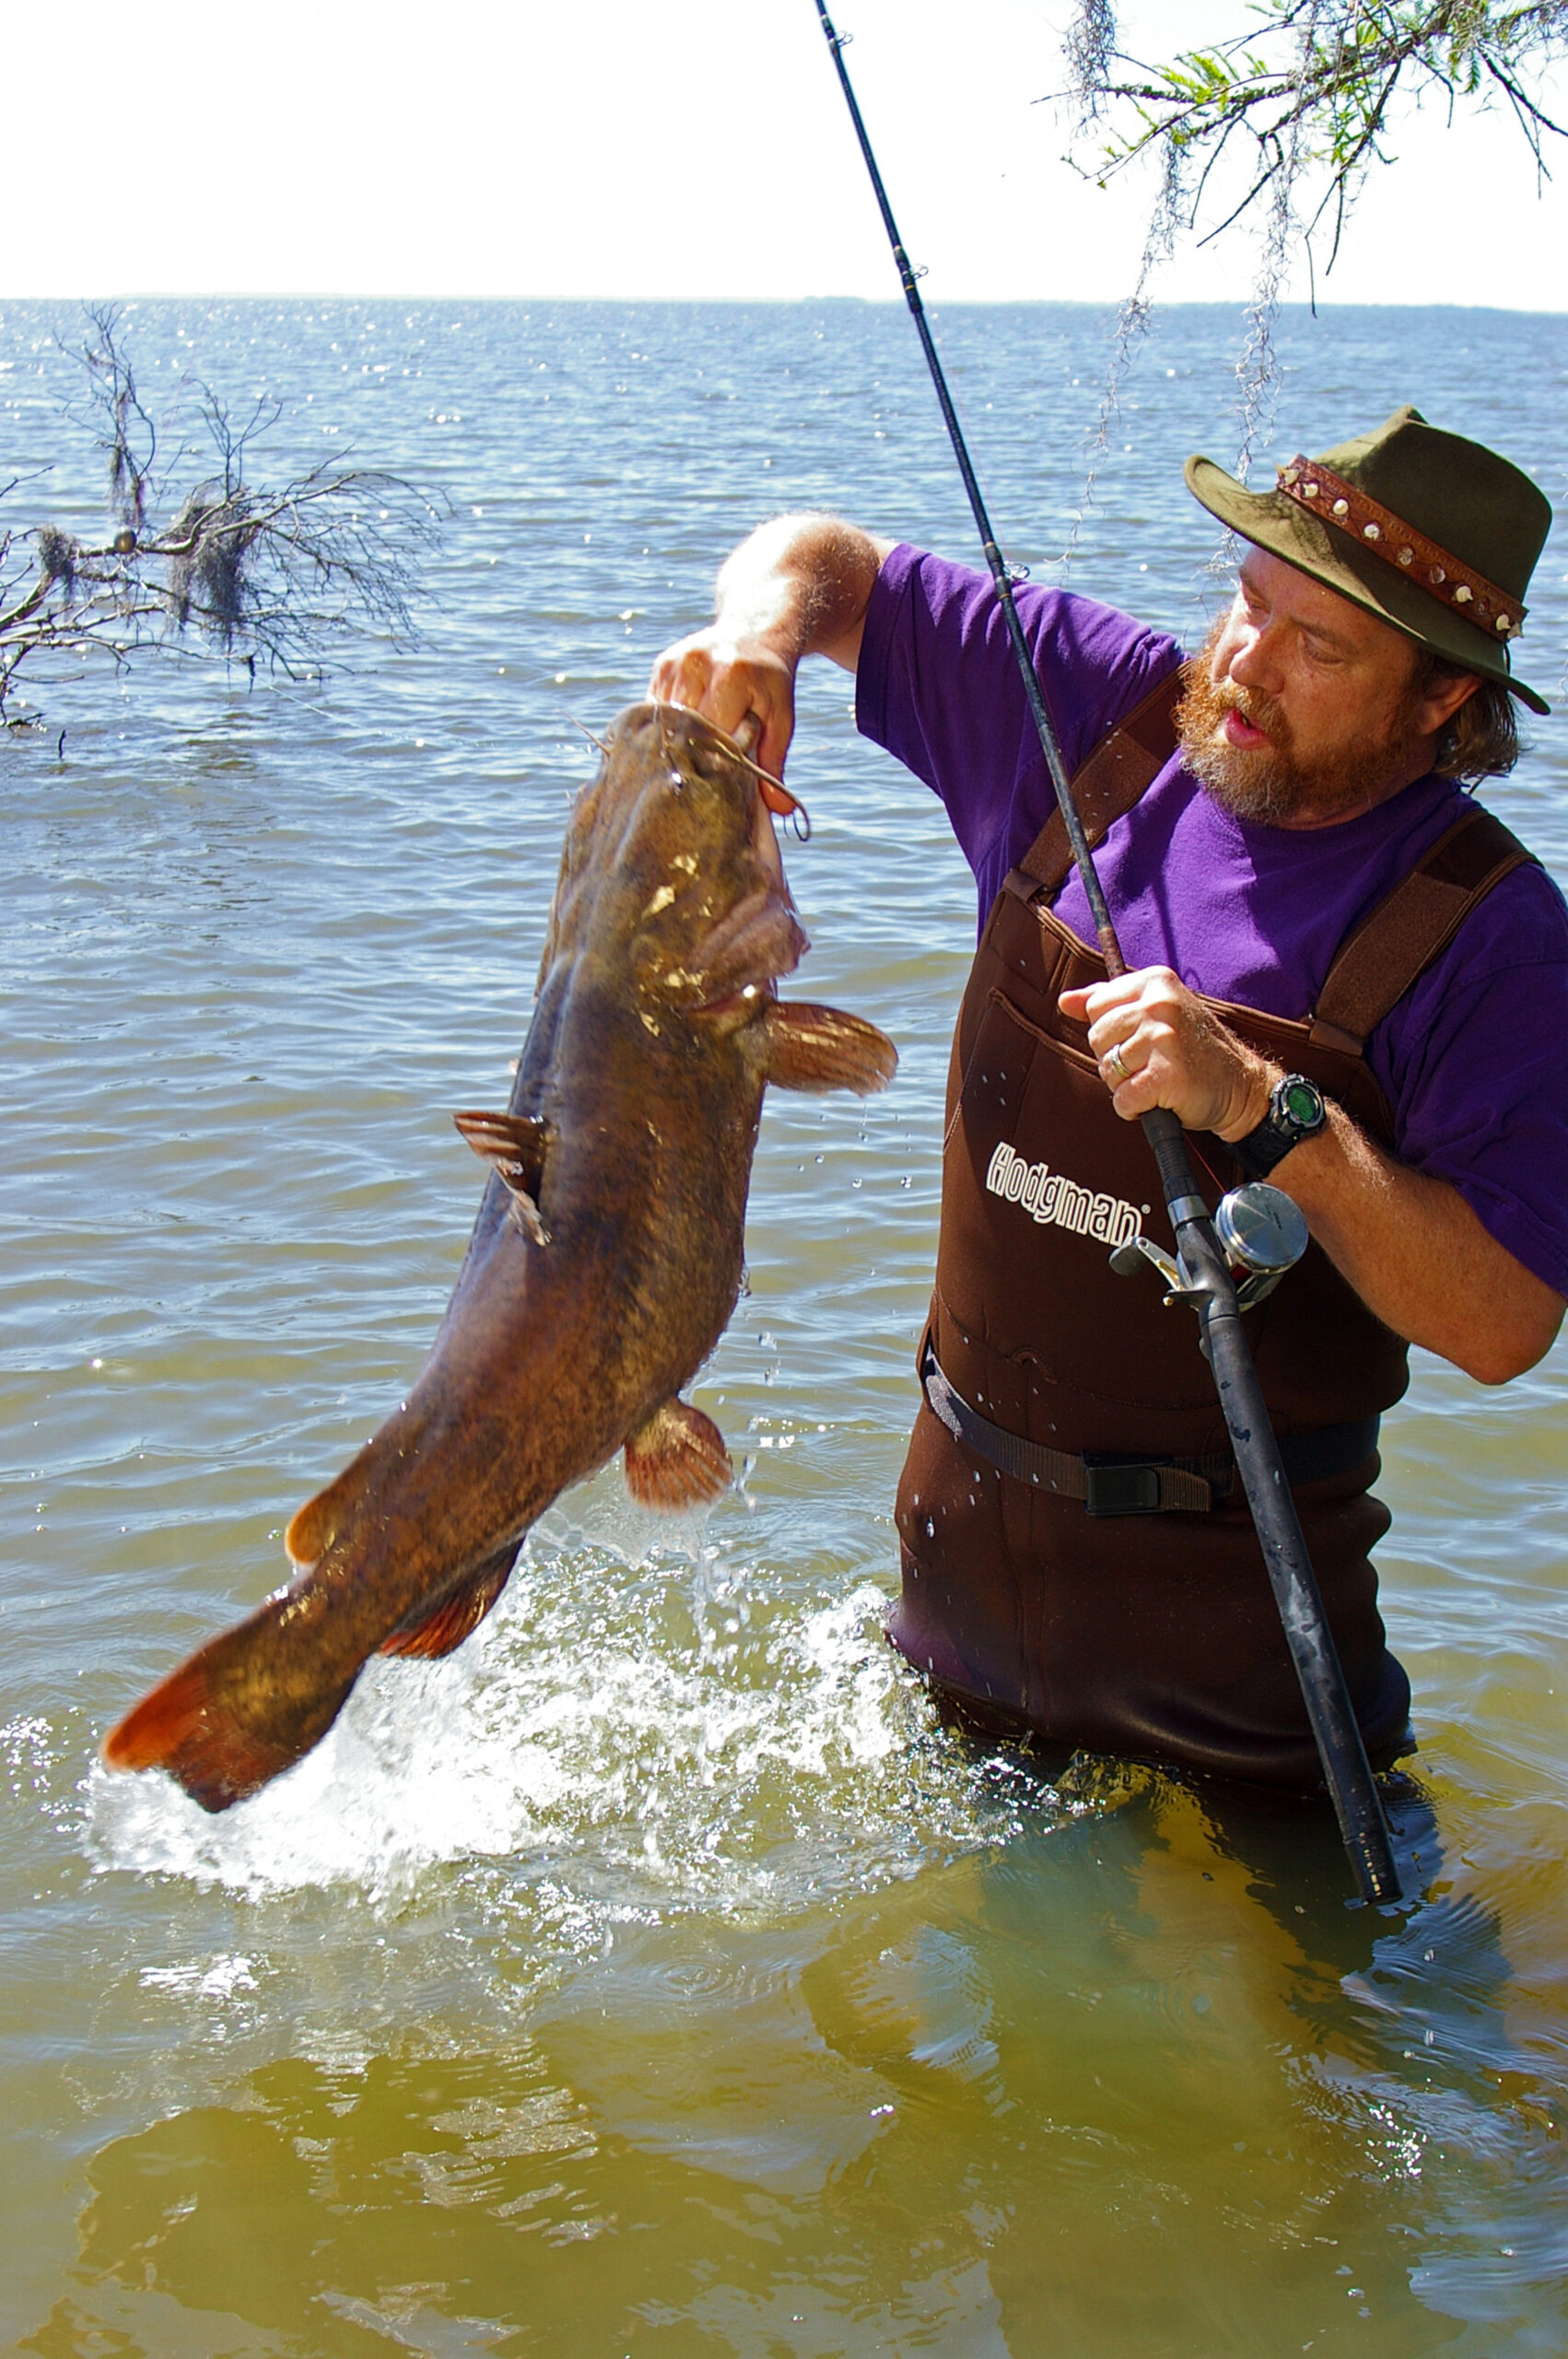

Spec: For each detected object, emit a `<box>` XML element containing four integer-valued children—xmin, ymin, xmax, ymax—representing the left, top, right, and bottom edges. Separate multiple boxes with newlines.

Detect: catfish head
<box><xmin>545</xmin><ymin>702</ymin><xmax>808</xmax><ymax>1039</ymax></box>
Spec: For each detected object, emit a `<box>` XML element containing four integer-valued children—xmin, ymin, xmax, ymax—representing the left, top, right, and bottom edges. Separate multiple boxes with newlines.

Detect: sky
<box><xmin>7</xmin><ymin>0</ymin><xmax>1568</xmax><ymax>310</ymax></box>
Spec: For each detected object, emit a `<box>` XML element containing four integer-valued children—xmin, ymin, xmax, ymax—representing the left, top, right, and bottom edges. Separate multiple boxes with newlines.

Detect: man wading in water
<box><xmin>650</xmin><ymin>407</ymin><xmax>1568</xmax><ymax>1790</ymax></box>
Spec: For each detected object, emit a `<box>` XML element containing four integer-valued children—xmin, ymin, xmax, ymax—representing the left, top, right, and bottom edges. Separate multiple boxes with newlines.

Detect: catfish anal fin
<box><xmin>378</xmin><ymin>1543</ymin><xmax>520</xmax><ymax>1661</ymax></box>
<box><xmin>624</xmin><ymin>1399</ymin><xmax>731</xmax><ymax>1509</ymax></box>
<box><xmin>453</xmin><ymin>1109</ymin><xmax>551</xmax><ymax>1245</ymax></box>
<box><xmin>757</xmin><ymin>1002</ymin><xmax>897</xmax><ymax>1096</ymax></box>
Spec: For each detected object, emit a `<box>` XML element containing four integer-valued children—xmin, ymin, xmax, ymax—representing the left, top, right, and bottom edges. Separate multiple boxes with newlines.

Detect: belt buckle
<box><xmin>1082</xmin><ymin>1459</ymin><xmax>1163</xmax><ymax>1518</ymax></box>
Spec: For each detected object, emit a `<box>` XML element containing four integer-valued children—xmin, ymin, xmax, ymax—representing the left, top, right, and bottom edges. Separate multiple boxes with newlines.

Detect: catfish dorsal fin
<box><xmin>285</xmin><ymin>1461</ymin><xmax>366</xmax><ymax>1570</ymax></box>
<box><xmin>453</xmin><ymin>1109</ymin><xmax>551</xmax><ymax>1245</ymax></box>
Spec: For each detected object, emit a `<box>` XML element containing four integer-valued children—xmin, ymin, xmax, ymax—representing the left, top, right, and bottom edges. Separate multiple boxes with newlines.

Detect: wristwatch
<box><xmin>1231</xmin><ymin>1073</ymin><xmax>1328</xmax><ymax>1180</ymax></box>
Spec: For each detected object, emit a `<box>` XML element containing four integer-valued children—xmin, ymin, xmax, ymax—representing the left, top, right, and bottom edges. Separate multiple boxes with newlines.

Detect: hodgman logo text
<box><xmin>985</xmin><ymin>1142</ymin><xmax>1144</xmax><ymax>1249</ymax></box>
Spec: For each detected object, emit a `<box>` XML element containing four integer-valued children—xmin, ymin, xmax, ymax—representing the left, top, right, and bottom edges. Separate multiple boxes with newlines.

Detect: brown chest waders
<box><xmin>891</xmin><ymin>670</ymin><xmax>1536</xmax><ymax>1790</ymax></box>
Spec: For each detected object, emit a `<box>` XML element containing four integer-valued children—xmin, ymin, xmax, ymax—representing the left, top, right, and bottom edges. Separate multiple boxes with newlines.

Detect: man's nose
<box><xmin>1226</xmin><ymin>625</ymin><xmax>1282</xmax><ymax>695</ymax></box>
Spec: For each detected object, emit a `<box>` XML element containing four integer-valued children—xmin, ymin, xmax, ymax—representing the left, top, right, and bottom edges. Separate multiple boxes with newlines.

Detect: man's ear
<box><xmin>1412</xmin><ymin>665</ymin><xmax>1482</xmax><ymax>737</ymax></box>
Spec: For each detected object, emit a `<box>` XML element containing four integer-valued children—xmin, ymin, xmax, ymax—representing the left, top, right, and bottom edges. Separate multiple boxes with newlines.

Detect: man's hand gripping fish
<box><xmin>103</xmin><ymin>704</ymin><xmax>896</xmax><ymax>1812</ymax></box>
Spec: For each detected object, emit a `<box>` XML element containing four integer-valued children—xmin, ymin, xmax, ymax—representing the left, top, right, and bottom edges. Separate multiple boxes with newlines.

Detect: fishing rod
<box><xmin>810</xmin><ymin>0</ymin><xmax>1401</xmax><ymax>1906</ymax></box>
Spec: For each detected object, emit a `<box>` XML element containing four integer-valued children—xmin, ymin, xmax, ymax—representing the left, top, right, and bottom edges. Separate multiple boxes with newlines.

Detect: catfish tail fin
<box><xmin>102</xmin><ymin>1592</ymin><xmax>359</xmax><ymax>1813</ymax></box>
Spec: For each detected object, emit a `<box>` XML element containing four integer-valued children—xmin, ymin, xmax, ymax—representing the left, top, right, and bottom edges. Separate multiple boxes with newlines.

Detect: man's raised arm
<box><xmin>649</xmin><ymin>515</ymin><xmax>893</xmax><ymax>779</ymax></box>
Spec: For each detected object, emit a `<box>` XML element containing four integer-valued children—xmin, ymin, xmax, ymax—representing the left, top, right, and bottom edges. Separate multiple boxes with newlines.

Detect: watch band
<box><xmin>1232</xmin><ymin>1074</ymin><xmax>1327</xmax><ymax>1180</ymax></box>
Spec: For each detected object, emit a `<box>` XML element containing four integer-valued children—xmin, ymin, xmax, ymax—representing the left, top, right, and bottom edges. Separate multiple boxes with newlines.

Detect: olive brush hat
<box><xmin>1185</xmin><ymin>405</ymin><xmax>1552</xmax><ymax>714</ymax></box>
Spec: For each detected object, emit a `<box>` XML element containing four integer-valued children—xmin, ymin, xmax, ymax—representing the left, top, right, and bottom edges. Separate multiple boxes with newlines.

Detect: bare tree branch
<box><xmin>2</xmin><ymin>305</ymin><xmax>444</xmax><ymax>722</ymax></box>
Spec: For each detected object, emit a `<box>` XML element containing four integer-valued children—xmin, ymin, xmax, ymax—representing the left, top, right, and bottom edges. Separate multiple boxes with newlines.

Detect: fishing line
<box><xmin>812</xmin><ymin>0</ymin><xmax>1120</xmax><ymax>972</ymax></box>
<box><xmin>809</xmin><ymin>0</ymin><xmax>1401</xmax><ymax>1905</ymax></box>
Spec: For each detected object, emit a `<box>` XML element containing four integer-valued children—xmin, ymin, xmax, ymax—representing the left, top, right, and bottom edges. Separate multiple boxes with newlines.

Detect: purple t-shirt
<box><xmin>856</xmin><ymin>544</ymin><xmax>1568</xmax><ymax>1299</ymax></box>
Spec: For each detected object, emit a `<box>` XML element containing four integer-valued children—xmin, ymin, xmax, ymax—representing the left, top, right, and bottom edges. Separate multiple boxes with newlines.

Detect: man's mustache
<box><xmin>1207</xmin><ymin>675</ymin><xmax>1289</xmax><ymax>749</ymax></box>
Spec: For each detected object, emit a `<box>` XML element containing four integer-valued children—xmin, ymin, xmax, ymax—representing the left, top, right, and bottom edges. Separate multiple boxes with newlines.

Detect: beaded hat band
<box><xmin>1186</xmin><ymin>407</ymin><xmax>1551</xmax><ymax>711</ymax></box>
<box><xmin>1277</xmin><ymin>457</ymin><xmax>1525</xmax><ymax>642</ymax></box>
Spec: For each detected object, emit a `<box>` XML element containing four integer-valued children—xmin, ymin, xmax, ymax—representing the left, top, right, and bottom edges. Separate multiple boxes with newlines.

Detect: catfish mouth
<box><xmin>685</xmin><ymin>757</ymin><xmax>809</xmax><ymax>1013</ymax></box>
<box><xmin>628</xmin><ymin>701</ymin><xmax>810</xmax><ymax>1012</ymax></box>
<box><xmin>707</xmin><ymin>735</ymin><xmax>811</xmax><ymax>995</ymax></box>
<box><xmin>681</xmin><ymin>740</ymin><xmax>808</xmax><ymax>1003</ymax></box>
<box><xmin>687</xmin><ymin>885</ymin><xmax>809</xmax><ymax>1011</ymax></box>
<box><xmin>695</xmin><ymin>981</ymin><xmax>771</xmax><ymax>1023</ymax></box>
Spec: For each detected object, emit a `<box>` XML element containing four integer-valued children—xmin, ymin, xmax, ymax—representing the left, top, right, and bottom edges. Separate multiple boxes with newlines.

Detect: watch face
<box><xmin>1281</xmin><ymin>1078</ymin><xmax>1323</xmax><ymax>1127</ymax></box>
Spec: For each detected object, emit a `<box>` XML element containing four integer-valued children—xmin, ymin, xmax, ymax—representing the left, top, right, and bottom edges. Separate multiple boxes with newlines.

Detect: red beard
<box><xmin>1175</xmin><ymin>617</ymin><xmax>1424</xmax><ymax>824</ymax></box>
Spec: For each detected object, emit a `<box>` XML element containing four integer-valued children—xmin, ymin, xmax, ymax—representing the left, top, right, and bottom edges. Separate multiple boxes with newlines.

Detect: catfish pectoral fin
<box><xmin>102</xmin><ymin>1605</ymin><xmax>357</xmax><ymax>1814</ymax></box>
<box><xmin>453</xmin><ymin>1109</ymin><xmax>552</xmax><ymax>1243</ymax></box>
<box><xmin>624</xmin><ymin>1400</ymin><xmax>732</xmax><ymax>1509</ymax></box>
<box><xmin>378</xmin><ymin>1542</ymin><xmax>520</xmax><ymax>1661</ymax></box>
<box><xmin>453</xmin><ymin>1109</ymin><xmax>548</xmax><ymax>1183</ymax></box>
<box><xmin>755</xmin><ymin>1001</ymin><xmax>898</xmax><ymax>1096</ymax></box>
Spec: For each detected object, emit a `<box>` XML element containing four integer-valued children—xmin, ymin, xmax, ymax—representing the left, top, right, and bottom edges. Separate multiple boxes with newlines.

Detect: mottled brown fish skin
<box><xmin>103</xmin><ymin>702</ymin><xmax>896</xmax><ymax>1811</ymax></box>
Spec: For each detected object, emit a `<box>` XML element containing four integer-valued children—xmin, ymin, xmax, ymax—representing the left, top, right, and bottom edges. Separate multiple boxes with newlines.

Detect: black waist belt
<box><xmin>920</xmin><ymin>1344</ymin><xmax>1379</xmax><ymax>1518</ymax></box>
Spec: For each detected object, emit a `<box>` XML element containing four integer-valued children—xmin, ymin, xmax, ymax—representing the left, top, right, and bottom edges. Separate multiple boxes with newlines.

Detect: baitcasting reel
<box><xmin>1109</xmin><ymin>1180</ymin><xmax>1308</xmax><ymax>1312</ymax></box>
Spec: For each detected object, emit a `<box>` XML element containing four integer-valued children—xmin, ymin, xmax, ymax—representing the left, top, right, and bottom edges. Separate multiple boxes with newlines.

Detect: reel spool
<box><xmin>1110</xmin><ymin>1180</ymin><xmax>1308</xmax><ymax>1310</ymax></box>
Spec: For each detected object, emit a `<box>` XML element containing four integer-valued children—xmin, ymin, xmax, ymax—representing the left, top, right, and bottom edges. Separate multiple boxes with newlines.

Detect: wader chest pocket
<box><xmin>942</xmin><ymin>982</ymin><xmax>1215</xmax><ymax>1409</ymax></box>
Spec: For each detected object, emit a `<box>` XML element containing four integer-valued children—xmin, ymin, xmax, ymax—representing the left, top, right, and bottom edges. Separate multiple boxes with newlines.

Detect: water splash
<box><xmin>85</xmin><ymin>1527</ymin><xmax>1053</xmax><ymax>1913</ymax></box>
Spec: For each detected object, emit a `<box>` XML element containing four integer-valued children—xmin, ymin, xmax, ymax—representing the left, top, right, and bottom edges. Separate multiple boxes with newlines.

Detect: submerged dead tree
<box><xmin>1055</xmin><ymin>2</ymin><xmax>1568</xmax><ymax>473</ymax></box>
<box><xmin>0</xmin><ymin>307</ymin><xmax>441</xmax><ymax>722</ymax></box>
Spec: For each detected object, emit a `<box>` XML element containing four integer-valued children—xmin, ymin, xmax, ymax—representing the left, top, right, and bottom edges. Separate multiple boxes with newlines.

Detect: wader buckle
<box><xmin>1082</xmin><ymin>1459</ymin><xmax>1178</xmax><ymax>1517</ymax></box>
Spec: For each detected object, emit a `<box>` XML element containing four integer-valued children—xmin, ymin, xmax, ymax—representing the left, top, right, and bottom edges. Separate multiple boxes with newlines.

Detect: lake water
<box><xmin>3</xmin><ymin>295</ymin><xmax>1567</xmax><ymax>2357</ymax></box>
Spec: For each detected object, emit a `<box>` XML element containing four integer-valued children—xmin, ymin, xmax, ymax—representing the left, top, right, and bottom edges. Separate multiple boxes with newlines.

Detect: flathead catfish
<box><xmin>104</xmin><ymin>703</ymin><xmax>896</xmax><ymax>1813</ymax></box>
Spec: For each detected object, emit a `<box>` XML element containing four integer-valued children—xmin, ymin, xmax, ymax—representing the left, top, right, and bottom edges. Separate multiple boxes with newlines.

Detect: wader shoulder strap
<box><xmin>1015</xmin><ymin>664</ymin><xmax>1185</xmax><ymax>898</ymax></box>
<box><xmin>1309</xmin><ymin>803</ymin><xmax>1537</xmax><ymax>1056</ymax></box>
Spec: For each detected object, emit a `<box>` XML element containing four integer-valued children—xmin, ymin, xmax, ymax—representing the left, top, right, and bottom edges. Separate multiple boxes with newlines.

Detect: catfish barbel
<box><xmin>104</xmin><ymin>703</ymin><xmax>896</xmax><ymax>1811</ymax></box>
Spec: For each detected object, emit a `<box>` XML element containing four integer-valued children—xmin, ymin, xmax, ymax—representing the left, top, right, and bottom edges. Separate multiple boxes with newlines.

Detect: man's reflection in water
<box><xmin>933</xmin><ymin>1691</ymin><xmax>1504</xmax><ymax>2045</ymax></box>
